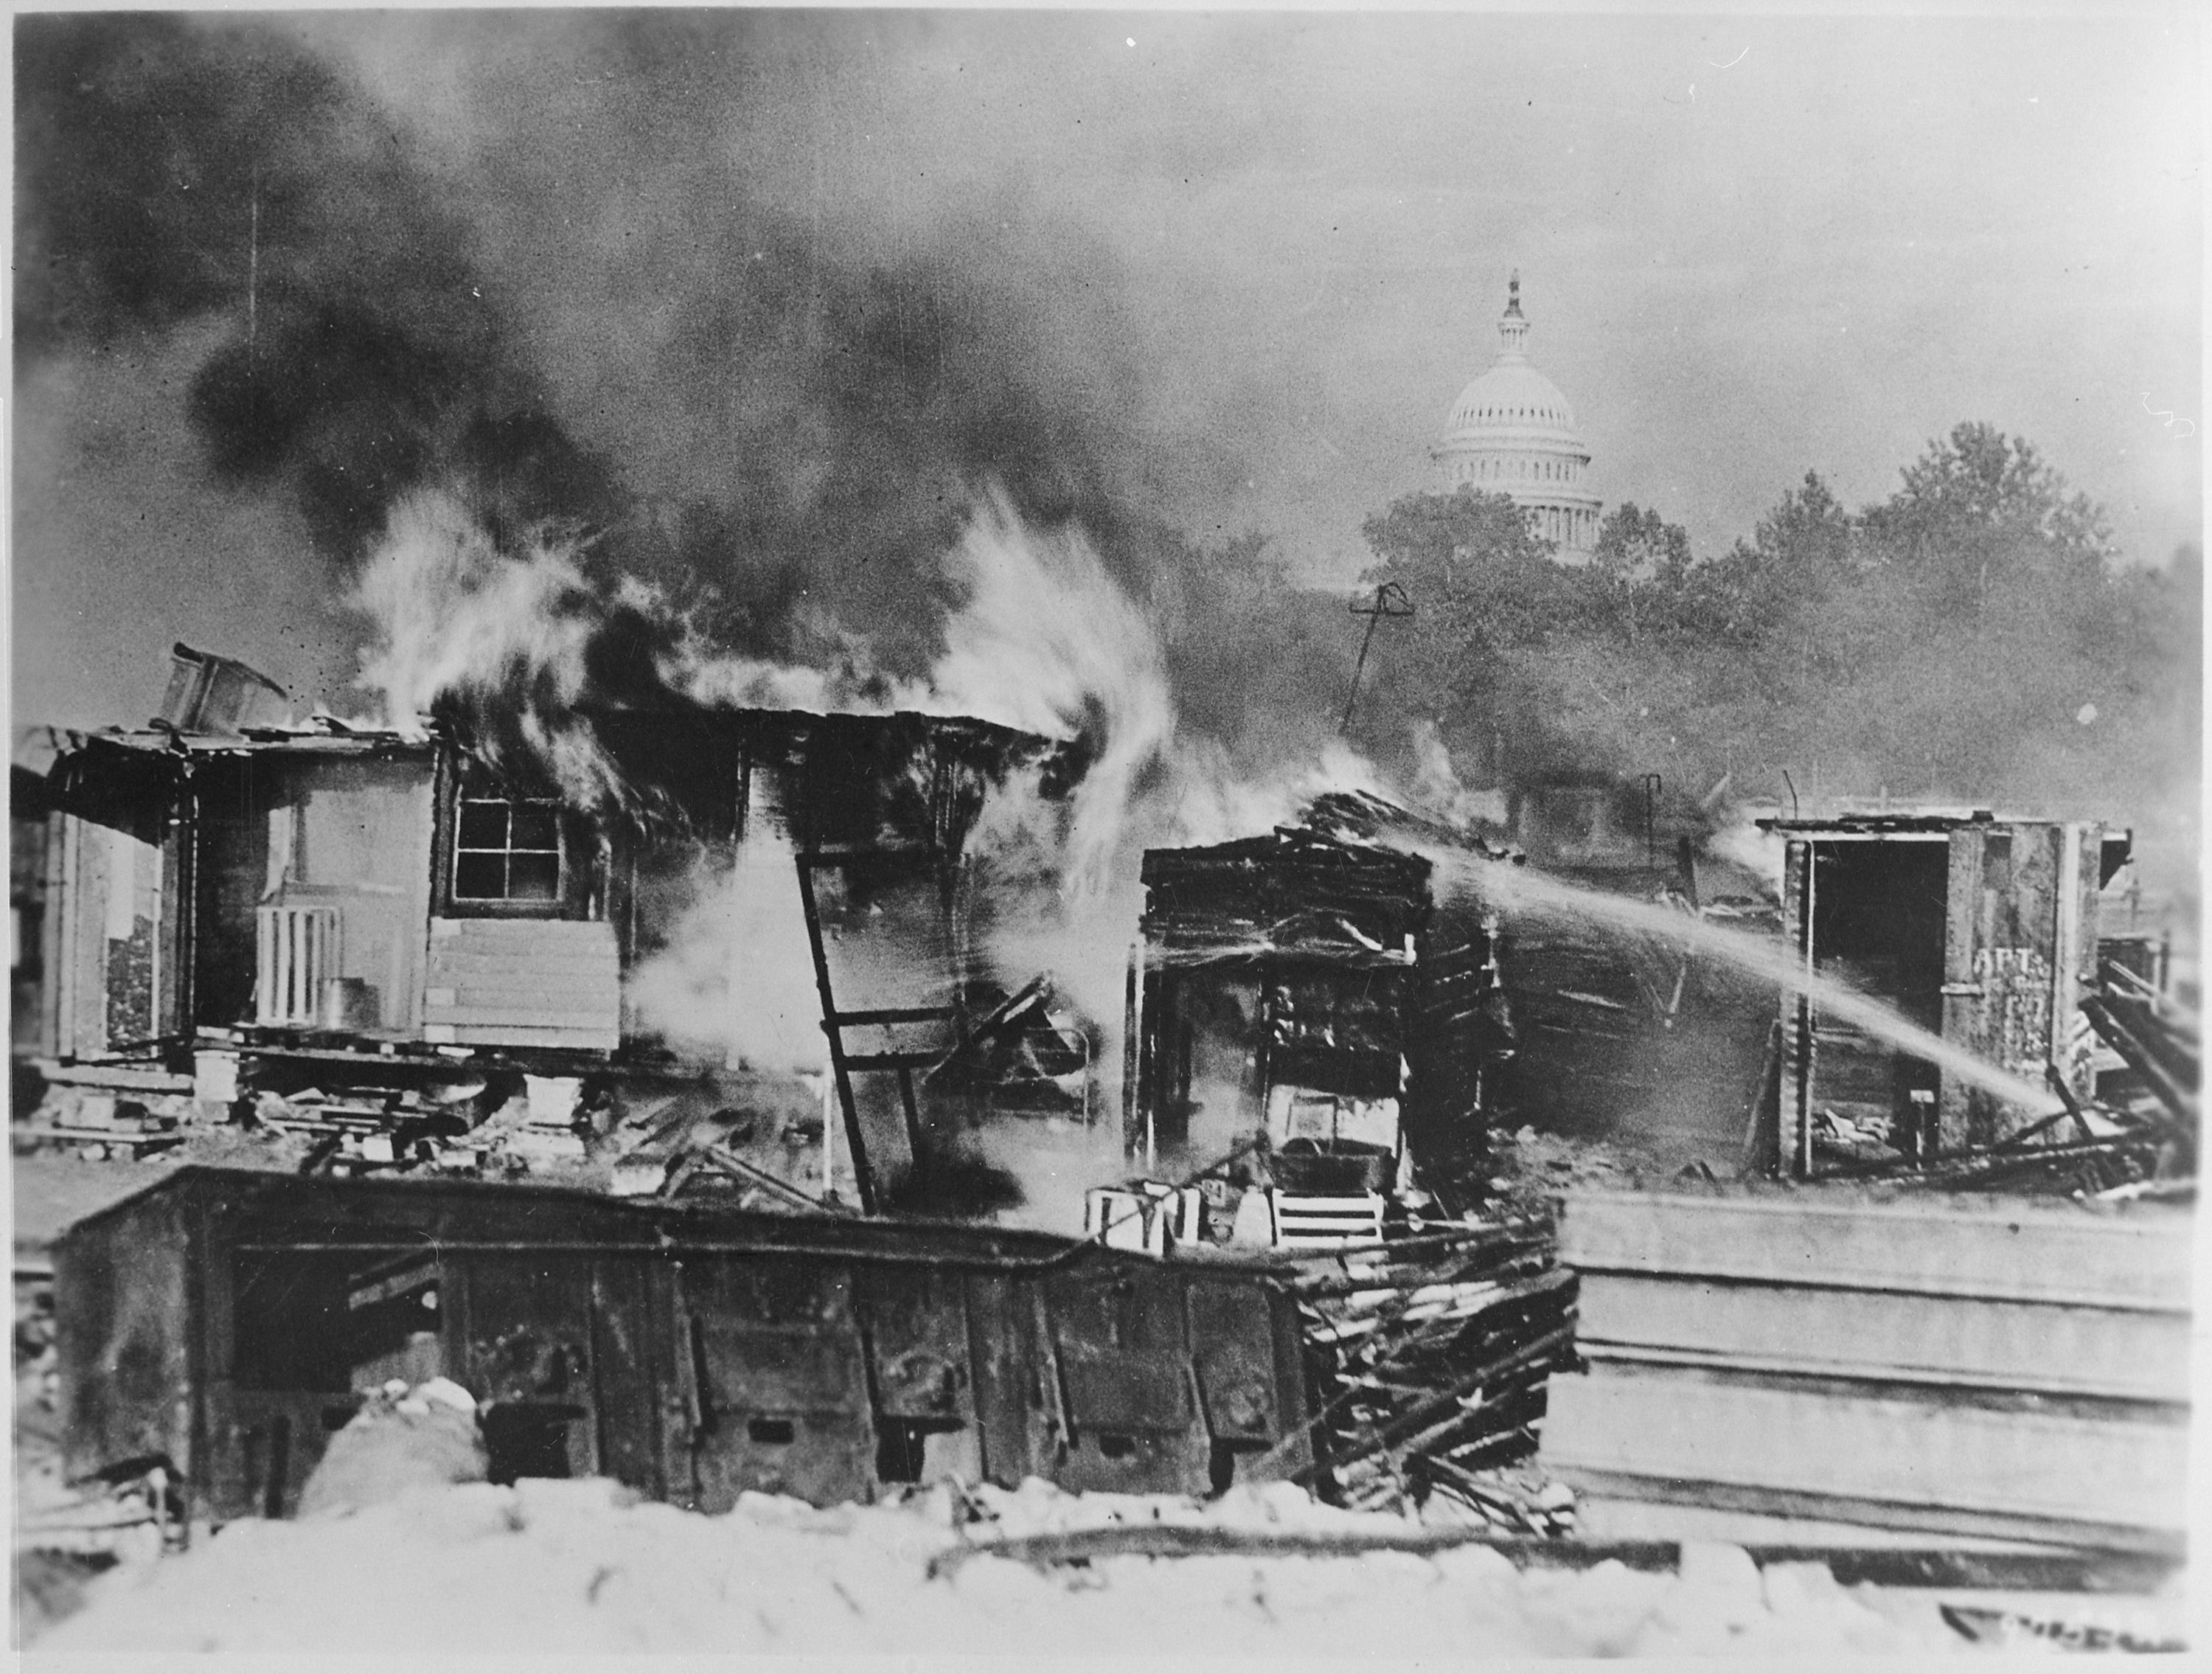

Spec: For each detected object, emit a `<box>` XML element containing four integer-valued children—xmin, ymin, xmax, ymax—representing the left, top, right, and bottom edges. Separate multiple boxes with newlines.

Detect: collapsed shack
<box><xmin>1126</xmin><ymin>791</ymin><xmax>1514</xmax><ymax>1218</ymax></box>
<box><xmin>1123</xmin><ymin>794</ymin><xmax>1581</xmax><ymax>1527</ymax></box>
<box><xmin>52</xmin><ymin>1166</ymin><xmax>1315</xmax><ymax>1525</ymax></box>
<box><xmin>17</xmin><ymin>656</ymin><xmax>1095</xmax><ymax>1212</ymax></box>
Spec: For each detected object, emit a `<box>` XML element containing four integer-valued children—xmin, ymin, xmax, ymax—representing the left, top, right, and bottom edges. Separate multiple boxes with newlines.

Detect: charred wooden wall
<box><xmin>30</xmin><ymin>710</ymin><xmax>1069</xmax><ymax>1088</ymax></box>
<box><xmin>1130</xmin><ymin>814</ymin><xmax>1506</xmax><ymax>1203</ymax></box>
<box><xmin>53</xmin><ymin>1168</ymin><xmax>1313</xmax><ymax>1522</ymax></box>
<box><xmin>1766</xmin><ymin>816</ymin><xmax>2115</xmax><ymax>1167</ymax></box>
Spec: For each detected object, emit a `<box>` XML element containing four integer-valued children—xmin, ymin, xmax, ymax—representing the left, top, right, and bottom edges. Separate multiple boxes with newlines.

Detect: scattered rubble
<box><xmin>1481</xmin><ymin>1125</ymin><xmax>1685</xmax><ymax>1215</ymax></box>
<box><xmin>12</xmin><ymin>1083</ymin><xmax>194</xmax><ymax>1161</ymax></box>
<box><xmin>1287</xmin><ymin>1217</ymin><xmax>1580</xmax><ymax>1525</ymax></box>
<box><xmin>12</xmin><ymin>695</ymin><xmax>2194</xmax><ymax>1656</ymax></box>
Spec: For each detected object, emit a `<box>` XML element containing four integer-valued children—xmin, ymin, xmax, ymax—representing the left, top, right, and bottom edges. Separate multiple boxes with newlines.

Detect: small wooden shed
<box><xmin>1759</xmin><ymin>812</ymin><xmax>2132</xmax><ymax>1168</ymax></box>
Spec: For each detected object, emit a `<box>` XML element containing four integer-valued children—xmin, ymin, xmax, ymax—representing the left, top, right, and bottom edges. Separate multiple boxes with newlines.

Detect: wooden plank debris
<box><xmin>1282</xmin><ymin>1215</ymin><xmax>1581</xmax><ymax>1527</ymax></box>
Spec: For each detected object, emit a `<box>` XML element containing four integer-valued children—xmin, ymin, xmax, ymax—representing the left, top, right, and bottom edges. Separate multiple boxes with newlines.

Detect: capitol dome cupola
<box><xmin>1430</xmin><ymin>273</ymin><xmax>1601</xmax><ymax>560</ymax></box>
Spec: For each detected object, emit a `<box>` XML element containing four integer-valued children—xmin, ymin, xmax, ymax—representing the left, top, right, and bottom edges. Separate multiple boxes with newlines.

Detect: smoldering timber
<box><xmin>1127</xmin><ymin>790</ymin><xmax>1518</xmax><ymax>1213</ymax></box>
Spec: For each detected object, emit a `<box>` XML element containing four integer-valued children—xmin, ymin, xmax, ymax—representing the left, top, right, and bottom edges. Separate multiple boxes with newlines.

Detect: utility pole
<box><xmin>1340</xmin><ymin>581</ymin><xmax>1414</xmax><ymax>735</ymax></box>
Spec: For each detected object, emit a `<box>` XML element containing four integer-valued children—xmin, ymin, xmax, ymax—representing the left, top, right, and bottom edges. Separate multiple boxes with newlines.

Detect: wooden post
<box><xmin>1779</xmin><ymin>839</ymin><xmax>1818</xmax><ymax>1179</ymax></box>
<box><xmin>1121</xmin><ymin>945</ymin><xmax>1142</xmax><ymax>1160</ymax></box>
<box><xmin>794</xmin><ymin>847</ymin><xmax>875</xmax><ymax>1215</ymax></box>
<box><xmin>1938</xmin><ymin>824</ymin><xmax>1990</xmax><ymax>1154</ymax></box>
<box><xmin>895</xmin><ymin>1065</ymin><xmax>927</xmax><ymax>1170</ymax></box>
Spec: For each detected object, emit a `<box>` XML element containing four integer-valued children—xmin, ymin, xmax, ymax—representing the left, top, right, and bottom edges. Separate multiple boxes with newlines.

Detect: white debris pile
<box><xmin>296</xmin><ymin>1378</ymin><xmax>488</xmax><ymax>1518</ymax></box>
<box><xmin>41</xmin><ymin>1476</ymin><xmax>1972</xmax><ymax>1656</ymax></box>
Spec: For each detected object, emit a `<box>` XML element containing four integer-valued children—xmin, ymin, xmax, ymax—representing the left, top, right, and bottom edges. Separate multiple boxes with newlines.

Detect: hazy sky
<box><xmin>13</xmin><ymin>8</ymin><xmax>2202</xmax><ymax>729</ymax></box>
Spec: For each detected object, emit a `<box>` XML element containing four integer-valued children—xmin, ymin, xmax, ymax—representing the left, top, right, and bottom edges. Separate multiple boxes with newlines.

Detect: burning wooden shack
<box><xmin>52</xmin><ymin>1166</ymin><xmax>1314</xmax><ymax>1522</ymax></box>
<box><xmin>1133</xmin><ymin>791</ymin><xmax>1531</xmax><ymax>1238</ymax></box>
<box><xmin>1119</xmin><ymin>796</ymin><xmax>1582</xmax><ymax>1519</ymax></box>
<box><xmin>18</xmin><ymin>644</ymin><xmax>1091</xmax><ymax>1209</ymax></box>
<box><xmin>1125</xmin><ymin>792</ymin><xmax>1517</xmax><ymax>1228</ymax></box>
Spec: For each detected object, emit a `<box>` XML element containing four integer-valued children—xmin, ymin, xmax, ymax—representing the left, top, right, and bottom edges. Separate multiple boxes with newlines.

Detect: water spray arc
<box><xmin>1423</xmin><ymin>847</ymin><xmax>2067</xmax><ymax>1122</ymax></box>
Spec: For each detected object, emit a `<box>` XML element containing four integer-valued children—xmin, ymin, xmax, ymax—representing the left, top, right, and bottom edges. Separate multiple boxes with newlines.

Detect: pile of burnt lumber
<box><xmin>11</xmin><ymin>1091</ymin><xmax>187</xmax><ymax>1161</ymax></box>
<box><xmin>2083</xmin><ymin>963</ymin><xmax>2197</xmax><ymax>1147</ymax></box>
<box><xmin>13</xmin><ymin>1063</ymin><xmax>195</xmax><ymax>1161</ymax></box>
<box><xmin>1813</xmin><ymin>965</ymin><xmax>2199</xmax><ymax>1201</ymax></box>
<box><xmin>1287</xmin><ymin>1217</ymin><xmax>1580</xmax><ymax>1526</ymax></box>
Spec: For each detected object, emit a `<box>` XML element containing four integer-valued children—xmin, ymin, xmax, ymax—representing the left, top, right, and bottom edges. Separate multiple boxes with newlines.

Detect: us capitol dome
<box><xmin>1430</xmin><ymin>273</ymin><xmax>1601</xmax><ymax>561</ymax></box>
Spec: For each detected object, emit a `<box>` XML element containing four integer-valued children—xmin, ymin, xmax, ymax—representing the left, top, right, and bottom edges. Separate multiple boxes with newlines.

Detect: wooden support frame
<box><xmin>793</xmin><ymin>857</ymin><xmax>962</xmax><ymax>1214</ymax></box>
<box><xmin>1778</xmin><ymin>838</ymin><xmax>1817</xmax><ymax>1179</ymax></box>
<box><xmin>794</xmin><ymin>849</ymin><xmax>877</xmax><ymax>1215</ymax></box>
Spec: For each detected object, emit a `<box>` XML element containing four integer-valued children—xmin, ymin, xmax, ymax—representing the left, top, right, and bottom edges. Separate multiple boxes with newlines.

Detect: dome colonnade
<box><xmin>1429</xmin><ymin>274</ymin><xmax>1601</xmax><ymax>561</ymax></box>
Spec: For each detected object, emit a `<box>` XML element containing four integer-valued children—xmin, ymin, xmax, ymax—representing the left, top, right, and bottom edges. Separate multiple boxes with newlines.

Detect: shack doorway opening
<box><xmin>1806</xmin><ymin>839</ymin><xmax>1949</xmax><ymax>1150</ymax></box>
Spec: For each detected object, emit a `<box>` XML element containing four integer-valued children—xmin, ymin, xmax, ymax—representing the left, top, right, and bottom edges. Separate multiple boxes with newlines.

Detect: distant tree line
<box><xmin>1347</xmin><ymin>421</ymin><xmax>2201</xmax><ymax>834</ymax></box>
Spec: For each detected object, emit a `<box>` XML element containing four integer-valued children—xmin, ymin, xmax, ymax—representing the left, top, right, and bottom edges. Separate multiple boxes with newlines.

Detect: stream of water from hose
<box><xmin>1420</xmin><ymin>848</ymin><xmax>2065</xmax><ymax>1119</ymax></box>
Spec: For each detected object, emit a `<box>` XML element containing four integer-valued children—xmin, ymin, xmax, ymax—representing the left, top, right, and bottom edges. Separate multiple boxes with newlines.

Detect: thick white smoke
<box><xmin>930</xmin><ymin>487</ymin><xmax>1175</xmax><ymax>897</ymax></box>
<box><xmin>351</xmin><ymin>489</ymin><xmax>631</xmax><ymax>806</ymax></box>
<box><xmin>622</xmin><ymin>827</ymin><xmax>825</xmax><ymax>1075</ymax></box>
<box><xmin>1410</xmin><ymin>718</ymin><xmax>1509</xmax><ymax>831</ymax></box>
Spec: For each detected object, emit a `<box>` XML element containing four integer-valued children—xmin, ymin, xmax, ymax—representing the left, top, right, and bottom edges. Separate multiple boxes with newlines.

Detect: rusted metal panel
<box><xmin>961</xmin><ymin>1271</ymin><xmax>1060</xmax><ymax>1488</ymax></box>
<box><xmin>1046</xmin><ymin>1265</ymin><xmax>1194</xmax><ymax>1434</ymax></box>
<box><xmin>464</xmin><ymin>1256</ymin><xmax>602</xmax><ymax>1482</ymax></box>
<box><xmin>1186</xmin><ymin>1279</ymin><xmax>1286</xmax><ymax>1447</ymax></box>
<box><xmin>54</xmin><ymin>1182</ymin><xmax>197</xmax><ymax>1487</ymax></box>
<box><xmin>588</xmin><ymin>1257</ymin><xmax>672</xmax><ymax>1496</ymax></box>
<box><xmin>204</xmin><ymin>1388</ymin><xmax>351</xmax><ymax>1521</ymax></box>
<box><xmin>683</xmin><ymin>1255</ymin><xmax>877</xmax><ymax>1510</ymax></box>
<box><xmin>1046</xmin><ymin>1265</ymin><xmax>1212</xmax><ymax>1496</ymax></box>
<box><xmin>685</xmin><ymin>1257</ymin><xmax>869</xmax><ymax>1416</ymax></box>
<box><xmin>856</xmin><ymin>1266</ymin><xmax>975</xmax><ymax>1425</ymax></box>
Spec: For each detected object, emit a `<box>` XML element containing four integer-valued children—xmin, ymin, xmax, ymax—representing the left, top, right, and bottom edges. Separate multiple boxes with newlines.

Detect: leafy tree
<box><xmin>1150</xmin><ymin>524</ymin><xmax>1357</xmax><ymax>765</ymax></box>
<box><xmin>1350</xmin><ymin>423</ymin><xmax>2194</xmax><ymax>860</ymax></box>
<box><xmin>1356</xmin><ymin>487</ymin><xmax>1566</xmax><ymax>755</ymax></box>
<box><xmin>1860</xmin><ymin>421</ymin><xmax>2112</xmax><ymax>619</ymax></box>
<box><xmin>1590</xmin><ymin>502</ymin><xmax>1691</xmax><ymax>644</ymax></box>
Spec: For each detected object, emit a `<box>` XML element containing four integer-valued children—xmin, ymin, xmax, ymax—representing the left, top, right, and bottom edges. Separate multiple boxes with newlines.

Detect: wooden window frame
<box><xmin>431</xmin><ymin>758</ymin><xmax>596</xmax><ymax>921</ymax></box>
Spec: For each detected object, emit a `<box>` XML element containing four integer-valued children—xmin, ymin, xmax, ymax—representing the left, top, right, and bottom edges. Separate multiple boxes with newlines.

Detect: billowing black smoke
<box><xmin>17</xmin><ymin>16</ymin><xmax>595</xmax><ymax>555</ymax></box>
<box><xmin>15</xmin><ymin>13</ymin><xmax>1245</xmax><ymax>691</ymax></box>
